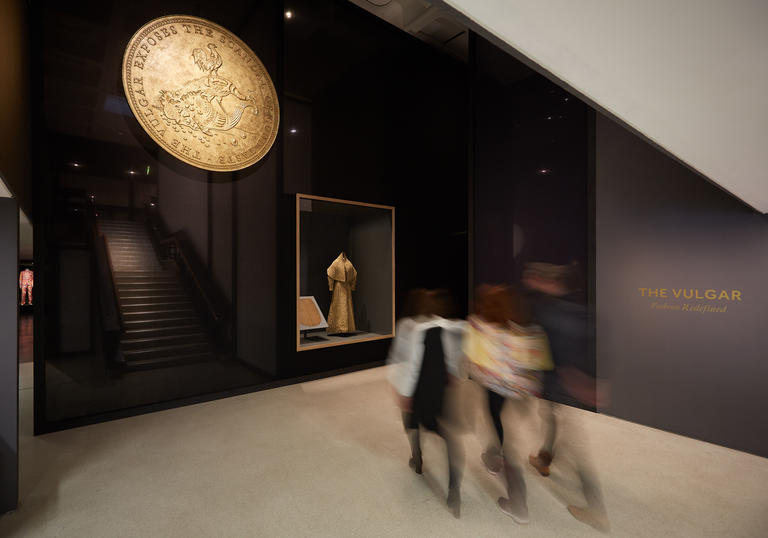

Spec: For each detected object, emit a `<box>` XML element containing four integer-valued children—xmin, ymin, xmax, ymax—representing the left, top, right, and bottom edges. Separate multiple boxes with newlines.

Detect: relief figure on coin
<box><xmin>153</xmin><ymin>43</ymin><xmax>258</xmax><ymax>147</ymax></box>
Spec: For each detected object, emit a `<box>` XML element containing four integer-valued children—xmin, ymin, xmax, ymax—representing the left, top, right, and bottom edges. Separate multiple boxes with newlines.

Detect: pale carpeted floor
<box><xmin>2</xmin><ymin>364</ymin><xmax>767</xmax><ymax>537</ymax></box>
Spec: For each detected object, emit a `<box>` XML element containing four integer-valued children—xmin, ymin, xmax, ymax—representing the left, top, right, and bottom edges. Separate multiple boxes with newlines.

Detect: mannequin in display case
<box><xmin>326</xmin><ymin>252</ymin><xmax>356</xmax><ymax>334</ymax></box>
<box><xmin>19</xmin><ymin>268</ymin><xmax>33</xmax><ymax>305</ymax></box>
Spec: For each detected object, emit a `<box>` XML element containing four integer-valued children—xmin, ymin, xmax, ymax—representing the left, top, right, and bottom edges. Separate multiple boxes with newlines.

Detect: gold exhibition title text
<box><xmin>638</xmin><ymin>288</ymin><xmax>742</xmax><ymax>301</ymax></box>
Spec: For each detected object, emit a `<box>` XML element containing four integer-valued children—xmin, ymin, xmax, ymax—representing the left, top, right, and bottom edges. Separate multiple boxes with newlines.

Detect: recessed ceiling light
<box><xmin>285</xmin><ymin>10</ymin><xmax>293</xmax><ymax>19</ymax></box>
<box><xmin>290</xmin><ymin>128</ymin><xmax>298</xmax><ymax>134</ymax></box>
<box><xmin>537</xmin><ymin>168</ymin><xmax>551</xmax><ymax>175</ymax></box>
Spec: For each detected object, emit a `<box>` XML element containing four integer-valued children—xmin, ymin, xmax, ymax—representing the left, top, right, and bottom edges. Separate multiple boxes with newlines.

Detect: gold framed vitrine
<box><xmin>296</xmin><ymin>194</ymin><xmax>395</xmax><ymax>351</ymax></box>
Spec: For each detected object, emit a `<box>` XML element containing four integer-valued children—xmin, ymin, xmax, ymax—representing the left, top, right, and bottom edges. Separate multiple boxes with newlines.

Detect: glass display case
<box><xmin>296</xmin><ymin>194</ymin><xmax>394</xmax><ymax>350</ymax></box>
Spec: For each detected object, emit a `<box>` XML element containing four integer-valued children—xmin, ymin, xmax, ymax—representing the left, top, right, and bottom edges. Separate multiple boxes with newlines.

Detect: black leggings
<box><xmin>487</xmin><ymin>390</ymin><xmax>506</xmax><ymax>445</ymax></box>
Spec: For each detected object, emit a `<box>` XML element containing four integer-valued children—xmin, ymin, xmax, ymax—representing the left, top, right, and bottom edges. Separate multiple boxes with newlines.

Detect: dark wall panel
<box><xmin>595</xmin><ymin>113</ymin><xmax>768</xmax><ymax>457</ymax></box>
<box><xmin>158</xmin><ymin>156</ymin><xmax>209</xmax><ymax>263</ymax></box>
<box><xmin>349</xmin><ymin>215</ymin><xmax>392</xmax><ymax>333</ymax></box>
<box><xmin>211</xmin><ymin>179</ymin><xmax>233</xmax><ymax>303</ymax></box>
<box><xmin>237</xmin><ymin>156</ymin><xmax>278</xmax><ymax>375</ymax></box>
<box><xmin>0</xmin><ymin>198</ymin><xmax>18</xmax><ymax>514</ymax></box>
<box><xmin>57</xmin><ymin>249</ymin><xmax>91</xmax><ymax>353</ymax></box>
<box><xmin>473</xmin><ymin>36</ymin><xmax>589</xmax><ymax>290</ymax></box>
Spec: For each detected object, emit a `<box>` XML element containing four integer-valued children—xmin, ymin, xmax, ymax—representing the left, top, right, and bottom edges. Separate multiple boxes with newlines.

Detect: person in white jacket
<box><xmin>387</xmin><ymin>289</ymin><xmax>466</xmax><ymax>518</ymax></box>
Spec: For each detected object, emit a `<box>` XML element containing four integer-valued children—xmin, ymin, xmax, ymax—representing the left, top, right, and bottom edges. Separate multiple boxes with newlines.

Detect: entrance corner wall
<box><xmin>0</xmin><ymin>197</ymin><xmax>19</xmax><ymax>514</ymax></box>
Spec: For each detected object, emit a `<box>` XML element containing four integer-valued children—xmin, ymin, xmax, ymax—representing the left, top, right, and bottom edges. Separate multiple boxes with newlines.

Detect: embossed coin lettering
<box><xmin>122</xmin><ymin>15</ymin><xmax>279</xmax><ymax>171</ymax></box>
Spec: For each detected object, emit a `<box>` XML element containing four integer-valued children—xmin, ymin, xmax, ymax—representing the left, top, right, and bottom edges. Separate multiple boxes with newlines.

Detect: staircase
<box><xmin>98</xmin><ymin>219</ymin><xmax>217</xmax><ymax>369</ymax></box>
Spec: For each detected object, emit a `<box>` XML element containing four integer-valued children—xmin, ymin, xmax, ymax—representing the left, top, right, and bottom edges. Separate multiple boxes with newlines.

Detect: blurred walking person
<box><xmin>464</xmin><ymin>284</ymin><xmax>552</xmax><ymax>524</ymax></box>
<box><xmin>524</xmin><ymin>262</ymin><xmax>610</xmax><ymax>532</ymax></box>
<box><xmin>387</xmin><ymin>289</ymin><xmax>466</xmax><ymax>517</ymax></box>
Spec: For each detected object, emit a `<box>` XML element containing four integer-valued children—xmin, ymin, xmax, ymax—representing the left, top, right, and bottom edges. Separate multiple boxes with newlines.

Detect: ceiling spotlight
<box><xmin>71</xmin><ymin>162</ymin><xmax>81</xmax><ymax>168</ymax></box>
<box><xmin>128</xmin><ymin>170</ymin><xmax>136</xmax><ymax>175</ymax></box>
<box><xmin>537</xmin><ymin>168</ymin><xmax>551</xmax><ymax>175</ymax></box>
<box><xmin>289</xmin><ymin>128</ymin><xmax>298</xmax><ymax>134</ymax></box>
<box><xmin>285</xmin><ymin>10</ymin><xmax>293</xmax><ymax>19</ymax></box>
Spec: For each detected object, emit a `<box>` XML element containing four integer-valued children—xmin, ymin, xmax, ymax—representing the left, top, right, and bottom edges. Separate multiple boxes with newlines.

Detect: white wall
<box><xmin>440</xmin><ymin>0</ymin><xmax>768</xmax><ymax>211</ymax></box>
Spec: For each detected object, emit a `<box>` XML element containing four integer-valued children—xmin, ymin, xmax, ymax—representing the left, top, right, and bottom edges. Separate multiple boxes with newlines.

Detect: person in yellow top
<box><xmin>464</xmin><ymin>284</ymin><xmax>552</xmax><ymax>525</ymax></box>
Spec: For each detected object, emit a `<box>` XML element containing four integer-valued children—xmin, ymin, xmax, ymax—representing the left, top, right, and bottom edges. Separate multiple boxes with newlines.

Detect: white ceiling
<box><xmin>437</xmin><ymin>0</ymin><xmax>768</xmax><ymax>212</ymax></box>
<box><xmin>349</xmin><ymin>0</ymin><xmax>468</xmax><ymax>60</ymax></box>
<box><xmin>0</xmin><ymin>178</ymin><xmax>11</xmax><ymax>198</ymax></box>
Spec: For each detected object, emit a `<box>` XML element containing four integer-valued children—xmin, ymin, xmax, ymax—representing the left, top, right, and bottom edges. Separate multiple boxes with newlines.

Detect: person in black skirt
<box><xmin>387</xmin><ymin>289</ymin><xmax>466</xmax><ymax>518</ymax></box>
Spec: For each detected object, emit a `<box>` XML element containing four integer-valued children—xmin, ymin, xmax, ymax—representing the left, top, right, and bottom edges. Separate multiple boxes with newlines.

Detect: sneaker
<box><xmin>447</xmin><ymin>487</ymin><xmax>461</xmax><ymax>519</ymax></box>
<box><xmin>408</xmin><ymin>456</ymin><xmax>422</xmax><ymax>474</ymax></box>
<box><xmin>481</xmin><ymin>449</ymin><xmax>503</xmax><ymax>476</ymax></box>
<box><xmin>528</xmin><ymin>453</ymin><xmax>551</xmax><ymax>477</ymax></box>
<box><xmin>497</xmin><ymin>497</ymin><xmax>529</xmax><ymax>524</ymax></box>
<box><xmin>568</xmin><ymin>505</ymin><xmax>610</xmax><ymax>533</ymax></box>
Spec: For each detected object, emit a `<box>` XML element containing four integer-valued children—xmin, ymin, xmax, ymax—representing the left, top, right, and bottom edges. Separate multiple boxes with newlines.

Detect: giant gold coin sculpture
<box><xmin>122</xmin><ymin>15</ymin><xmax>279</xmax><ymax>171</ymax></box>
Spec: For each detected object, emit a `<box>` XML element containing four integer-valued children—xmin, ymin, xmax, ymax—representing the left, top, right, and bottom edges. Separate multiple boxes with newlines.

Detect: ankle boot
<box><xmin>528</xmin><ymin>450</ymin><xmax>552</xmax><ymax>477</ymax></box>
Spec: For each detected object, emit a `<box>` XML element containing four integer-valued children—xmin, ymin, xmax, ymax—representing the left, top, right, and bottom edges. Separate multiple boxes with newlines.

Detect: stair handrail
<box><xmin>145</xmin><ymin>203</ymin><xmax>229</xmax><ymax>349</ymax></box>
<box><xmin>159</xmin><ymin>233</ymin><xmax>220</xmax><ymax>323</ymax></box>
<box><xmin>85</xmin><ymin>197</ymin><xmax>124</xmax><ymax>366</ymax></box>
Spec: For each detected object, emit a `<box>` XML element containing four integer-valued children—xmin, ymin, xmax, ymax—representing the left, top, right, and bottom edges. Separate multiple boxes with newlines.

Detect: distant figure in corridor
<box><xmin>523</xmin><ymin>262</ymin><xmax>610</xmax><ymax>532</ymax></box>
<box><xmin>19</xmin><ymin>268</ymin><xmax>33</xmax><ymax>305</ymax></box>
<box><xmin>464</xmin><ymin>284</ymin><xmax>552</xmax><ymax>524</ymax></box>
<box><xmin>387</xmin><ymin>289</ymin><xmax>466</xmax><ymax>517</ymax></box>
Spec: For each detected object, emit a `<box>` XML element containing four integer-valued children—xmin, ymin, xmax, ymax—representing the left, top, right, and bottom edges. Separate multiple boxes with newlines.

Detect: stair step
<box><xmin>111</xmin><ymin>256</ymin><xmax>158</xmax><ymax>262</ymax></box>
<box><xmin>121</xmin><ymin>332</ymin><xmax>208</xmax><ymax>351</ymax></box>
<box><xmin>122</xmin><ymin>308</ymin><xmax>196</xmax><ymax>321</ymax></box>
<box><xmin>123</xmin><ymin>316</ymin><xmax>199</xmax><ymax>329</ymax></box>
<box><xmin>121</xmin><ymin>352</ymin><xmax>218</xmax><ymax>370</ymax></box>
<box><xmin>105</xmin><ymin>234</ymin><xmax>151</xmax><ymax>239</ymax></box>
<box><xmin>112</xmin><ymin>256</ymin><xmax>158</xmax><ymax>265</ymax></box>
<box><xmin>115</xmin><ymin>271</ymin><xmax>177</xmax><ymax>279</ymax></box>
<box><xmin>111</xmin><ymin>254</ymin><xmax>157</xmax><ymax>258</ymax></box>
<box><xmin>124</xmin><ymin>324</ymin><xmax>202</xmax><ymax>338</ymax></box>
<box><xmin>103</xmin><ymin>232</ymin><xmax>149</xmax><ymax>237</ymax></box>
<box><xmin>122</xmin><ymin>301</ymin><xmax>193</xmax><ymax>313</ymax></box>
<box><xmin>112</xmin><ymin>263</ymin><xmax>159</xmax><ymax>269</ymax></box>
<box><xmin>105</xmin><ymin>236</ymin><xmax>151</xmax><ymax>242</ymax></box>
<box><xmin>120</xmin><ymin>296</ymin><xmax>187</xmax><ymax>306</ymax></box>
<box><xmin>117</xmin><ymin>283</ymin><xmax>181</xmax><ymax>292</ymax></box>
<box><xmin>117</xmin><ymin>286</ymin><xmax>183</xmax><ymax>294</ymax></box>
<box><xmin>123</xmin><ymin>342</ymin><xmax>212</xmax><ymax>361</ymax></box>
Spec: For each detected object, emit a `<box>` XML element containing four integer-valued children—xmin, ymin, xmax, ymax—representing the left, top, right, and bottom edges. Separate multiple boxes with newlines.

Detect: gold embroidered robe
<box><xmin>326</xmin><ymin>252</ymin><xmax>357</xmax><ymax>334</ymax></box>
